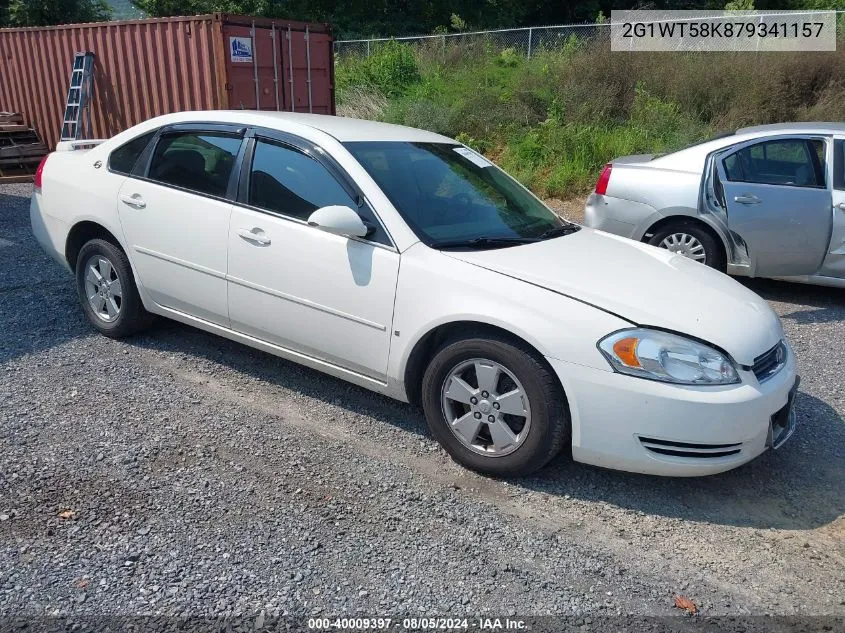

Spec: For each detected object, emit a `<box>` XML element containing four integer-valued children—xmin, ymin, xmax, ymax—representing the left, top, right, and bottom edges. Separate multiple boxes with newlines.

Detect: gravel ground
<box><xmin>1</xmin><ymin>184</ymin><xmax>843</xmax><ymax>626</ymax></box>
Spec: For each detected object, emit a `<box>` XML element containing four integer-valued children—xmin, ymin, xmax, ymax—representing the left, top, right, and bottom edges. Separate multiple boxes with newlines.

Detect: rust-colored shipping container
<box><xmin>0</xmin><ymin>13</ymin><xmax>335</xmax><ymax>149</ymax></box>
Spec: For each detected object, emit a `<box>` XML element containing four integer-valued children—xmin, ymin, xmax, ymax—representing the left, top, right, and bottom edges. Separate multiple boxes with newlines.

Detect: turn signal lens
<box><xmin>612</xmin><ymin>337</ymin><xmax>641</xmax><ymax>368</ymax></box>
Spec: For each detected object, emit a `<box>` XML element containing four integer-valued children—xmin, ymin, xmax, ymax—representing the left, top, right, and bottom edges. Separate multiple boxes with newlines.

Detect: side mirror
<box><xmin>307</xmin><ymin>205</ymin><xmax>371</xmax><ymax>238</ymax></box>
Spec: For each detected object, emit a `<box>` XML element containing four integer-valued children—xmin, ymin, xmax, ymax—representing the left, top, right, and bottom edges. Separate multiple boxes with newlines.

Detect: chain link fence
<box><xmin>334</xmin><ymin>24</ymin><xmax>603</xmax><ymax>58</ymax></box>
<box><xmin>334</xmin><ymin>11</ymin><xmax>845</xmax><ymax>58</ymax></box>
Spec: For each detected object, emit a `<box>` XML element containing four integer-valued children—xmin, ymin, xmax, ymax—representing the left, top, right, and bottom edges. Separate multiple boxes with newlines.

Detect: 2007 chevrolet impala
<box><xmin>30</xmin><ymin>111</ymin><xmax>798</xmax><ymax>477</ymax></box>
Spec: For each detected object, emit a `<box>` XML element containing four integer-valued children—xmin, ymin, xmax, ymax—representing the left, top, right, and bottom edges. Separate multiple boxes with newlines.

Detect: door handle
<box><xmin>837</xmin><ymin>202</ymin><xmax>845</xmax><ymax>211</ymax></box>
<box><xmin>237</xmin><ymin>228</ymin><xmax>271</xmax><ymax>245</ymax></box>
<box><xmin>120</xmin><ymin>194</ymin><xmax>146</xmax><ymax>209</ymax></box>
<box><xmin>734</xmin><ymin>195</ymin><xmax>761</xmax><ymax>205</ymax></box>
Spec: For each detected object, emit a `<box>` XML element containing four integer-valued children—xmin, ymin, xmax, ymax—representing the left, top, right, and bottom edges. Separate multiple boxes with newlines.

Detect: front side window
<box><xmin>722</xmin><ymin>138</ymin><xmax>826</xmax><ymax>188</ymax></box>
<box><xmin>248</xmin><ymin>139</ymin><xmax>390</xmax><ymax>245</ymax></box>
<box><xmin>147</xmin><ymin>132</ymin><xmax>242</xmax><ymax>197</ymax></box>
<box><xmin>109</xmin><ymin>131</ymin><xmax>155</xmax><ymax>175</ymax></box>
<box><xmin>345</xmin><ymin>142</ymin><xmax>573</xmax><ymax>247</ymax></box>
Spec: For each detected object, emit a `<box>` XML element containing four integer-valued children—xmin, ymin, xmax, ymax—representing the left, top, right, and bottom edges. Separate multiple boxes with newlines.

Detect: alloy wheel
<box><xmin>440</xmin><ymin>358</ymin><xmax>531</xmax><ymax>457</ymax></box>
<box><xmin>84</xmin><ymin>255</ymin><xmax>123</xmax><ymax>322</ymax></box>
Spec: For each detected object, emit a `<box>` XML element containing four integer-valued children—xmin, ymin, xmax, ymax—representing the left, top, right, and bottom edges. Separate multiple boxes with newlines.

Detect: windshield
<box><xmin>345</xmin><ymin>141</ymin><xmax>574</xmax><ymax>247</ymax></box>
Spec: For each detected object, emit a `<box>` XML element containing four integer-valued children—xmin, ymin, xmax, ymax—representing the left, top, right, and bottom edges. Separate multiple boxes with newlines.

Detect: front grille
<box><xmin>752</xmin><ymin>341</ymin><xmax>787</xmax><ymax>382</ymax></box>
<box><xmin>639</xmin><ymin>436</ymin><xmax>742</xmax><ymax>459</ymax></box>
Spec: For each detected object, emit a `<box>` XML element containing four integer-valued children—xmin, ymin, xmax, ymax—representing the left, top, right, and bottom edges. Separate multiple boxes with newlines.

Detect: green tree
<box><xmin>129</xmin><ymin>0</ymin><xmax>845</xmax><ymax>39</ymax></box>
<box><xmin>7</xmin><ymin>0</ymin><xmax>111</xmax><ymax>26</ymax></box>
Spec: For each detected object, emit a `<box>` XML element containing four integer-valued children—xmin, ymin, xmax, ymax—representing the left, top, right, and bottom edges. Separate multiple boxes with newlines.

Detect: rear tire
<box><xmin>75</xmin><ymin>239</ymin><xmax>154</xmax><ymax>338</ymax></box>
<box><xmin>421</xmin><ymin>334</ymin><xmax>570</xmax><ymax>477</ymax></box>
<box><xmin>647</xmin><ymin>220</ymin><xmax>725</xmax><ymax>271</ymax></box>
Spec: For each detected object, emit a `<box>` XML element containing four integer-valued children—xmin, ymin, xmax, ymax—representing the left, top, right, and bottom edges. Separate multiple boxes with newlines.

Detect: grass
<box><xmin>335</xmin><ymin>40</ymin><xmax>845</xmax><ymax>199</ymax></box>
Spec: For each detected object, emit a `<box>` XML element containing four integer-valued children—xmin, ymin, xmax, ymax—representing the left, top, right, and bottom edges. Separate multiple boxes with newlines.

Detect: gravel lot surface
<box><xmin>1</xmin><ymin>184</ymin><xmax>843</xmax><ymax>626</ymax></box>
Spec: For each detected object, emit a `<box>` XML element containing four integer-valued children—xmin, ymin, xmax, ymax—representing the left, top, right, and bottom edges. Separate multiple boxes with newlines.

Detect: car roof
<box><xmin>736</xmin><ymin>121</ymin><xmax>845</xmax><ymax>135</ymax></box>
<box><xmin>650</xmin><ymin>122</ymin><xmax>844</xmax><ymax>172</ymax></box>
<box><xmin>139</xmin><ymin>110</ymin><xmax>456</xmax><ymax>144</ymax></box>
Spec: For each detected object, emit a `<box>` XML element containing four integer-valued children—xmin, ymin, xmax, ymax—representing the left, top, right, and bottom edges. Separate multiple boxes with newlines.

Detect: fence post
<box><xmin>367</xmin><ymin>40</ymin><xmax>370</xmax><ymax>57</ymax></box>
<box><xmin>527</xmin><ymin>27</ymin><xmax>533</xmax><ymax>59</ymax></box>
<box><xmin>441</xmin><ymin>34</ymin><xmax>446</xmax><ymax>61</ymax></box>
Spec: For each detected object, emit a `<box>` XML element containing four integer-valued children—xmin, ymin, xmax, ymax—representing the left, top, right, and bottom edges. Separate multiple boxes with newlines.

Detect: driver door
<box><xmin>715</xmin><ymin>135</ymin><xmax>831</xmax><ymax>276</ymax></box>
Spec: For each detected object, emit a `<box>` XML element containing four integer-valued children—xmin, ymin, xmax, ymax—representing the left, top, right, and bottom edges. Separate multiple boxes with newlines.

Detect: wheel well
<box><xmin>643</xmin><ymin>216</ymin><xmax>727</xmax><ymax>266</ymax></box>
<box><xmin>65</xmin><ymin>221</ymin><xmax>121</xmax><ymax>271</ymax></box>
<box><xmin>403</xmin><ymin>321</ymin><xmax>562</xmax><ymax>406</ymax></box>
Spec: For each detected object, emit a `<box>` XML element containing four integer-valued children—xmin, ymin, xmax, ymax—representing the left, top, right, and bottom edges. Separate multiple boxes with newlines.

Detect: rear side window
<box><xmin>147</xmin><ymin>132</ymin><xmax>242</xmax><ymax>198</ymax></box>
<box><xmin>248</xmin><ymin>139</ymin><xmax>391</xmax><ymax>245</ymax></box>
<box><xmin>722</xmin><ymin>139</ymin><xmax>825</xmax><ymax>188</ymax></box>
<box><xmin>108</xmin><ymin>131</ymin><xmax>154</xmax><ymax>175</ymax></box>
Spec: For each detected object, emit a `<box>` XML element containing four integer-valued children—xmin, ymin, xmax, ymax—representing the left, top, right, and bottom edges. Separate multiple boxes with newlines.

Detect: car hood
<box><xmin>443</xmin><ymin>228</ymin><xmax>783</xmax><ymax>365</ymax></box>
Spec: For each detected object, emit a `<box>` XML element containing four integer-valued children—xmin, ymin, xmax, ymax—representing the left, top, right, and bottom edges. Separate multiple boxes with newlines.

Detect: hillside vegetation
<box><xmin>336</xmin><ymin>41</ymin><xmax>845</xmax><ymax>199</ymax></box>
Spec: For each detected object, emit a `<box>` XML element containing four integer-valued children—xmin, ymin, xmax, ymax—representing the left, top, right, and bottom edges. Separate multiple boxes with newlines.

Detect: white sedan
<box><xmin>30</xmin><ymin>111</ymin><xmax>798</xmax><ymax>477</ymax></box>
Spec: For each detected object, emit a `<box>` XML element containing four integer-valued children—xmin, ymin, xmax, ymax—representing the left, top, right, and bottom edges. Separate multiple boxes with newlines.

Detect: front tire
<box><xmin>75</xmin><ymin>239</ymin><xmax>154</xmax><ymax>338</ymax></box>
<box><xmin>647</xmin><ymin>221</ymin><xmax>725</xmax><ymax>271</ymax></box>
<box><xmin>421</xmin><ymin>334</ymin><xmax>570</xmax><ymax>477</ymax></box>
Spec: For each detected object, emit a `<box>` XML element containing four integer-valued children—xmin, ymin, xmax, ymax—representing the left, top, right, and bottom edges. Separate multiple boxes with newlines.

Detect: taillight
<box><xmin>594</xmin><ymin>163</ymin><xmax>612</xmax><ymax>195</ymax></box>
<box><xmin>33</xmin><ymin>154</ymin><xmax>49</xmax><ymax>191</ymax></box>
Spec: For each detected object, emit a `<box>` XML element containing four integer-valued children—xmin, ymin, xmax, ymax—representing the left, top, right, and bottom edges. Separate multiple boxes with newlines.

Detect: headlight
<box><xmin>598</xmin><ymin>328</ymin><xmax>739</xmax><ymax>385</ymax></box>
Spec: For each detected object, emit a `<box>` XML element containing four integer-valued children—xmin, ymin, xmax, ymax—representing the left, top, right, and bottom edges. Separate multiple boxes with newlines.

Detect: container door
<box><xmin>224</xmin><ymin>24</ymin><xmax>284</xmax><ymax>110</ymax></box>
<box><xmin>281</xmin><ymin>28</ymin><xmax>334</xmax><ymax>114</ymax></box>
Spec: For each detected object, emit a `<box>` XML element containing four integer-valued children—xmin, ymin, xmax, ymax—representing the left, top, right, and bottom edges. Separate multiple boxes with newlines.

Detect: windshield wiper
<box><xmin>536</xmin><ymin>224</ymin><xmax>581</xmax><ymax>240</ymax></box>
<box><xmin>430</xmin><ymin>236</ymin><xmax>538</xmax><ymax>249</ymax></box>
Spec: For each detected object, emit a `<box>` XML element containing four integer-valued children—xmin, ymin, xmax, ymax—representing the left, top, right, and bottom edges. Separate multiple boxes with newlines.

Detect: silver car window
<box><xmin>722</xmin><ymin>138</ymin><xmax>825</xmax><ymax>188</ymax></box>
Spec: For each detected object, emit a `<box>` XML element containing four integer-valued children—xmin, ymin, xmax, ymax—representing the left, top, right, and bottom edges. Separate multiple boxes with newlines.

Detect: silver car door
<box><xmin>715</xmin><ymin>135</ymin><xmax>831</xmax><ymax>277</ymax></box>
<box><xmin>819</xmin><ymin>136</ymin><xmax>845</xmax><ymax>279</ymax></box>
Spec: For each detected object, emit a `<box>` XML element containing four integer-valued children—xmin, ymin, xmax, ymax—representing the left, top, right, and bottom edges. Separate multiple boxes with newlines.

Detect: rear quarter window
<box><xmin>108</xmin><ymin>131</ymin><xmax>155</xmax><ymax>175</ymax></box>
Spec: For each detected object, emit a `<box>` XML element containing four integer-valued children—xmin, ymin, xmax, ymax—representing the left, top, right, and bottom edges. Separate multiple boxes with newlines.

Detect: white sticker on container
<box><xmin>230</xmin><ymin>36</ymin><xmax>254</xmax><ymax>63</ymax></box>
<box><xmin>453</xmin><ymin>146</ymin><xmax>493</xmax><ymax>168</ymax></box>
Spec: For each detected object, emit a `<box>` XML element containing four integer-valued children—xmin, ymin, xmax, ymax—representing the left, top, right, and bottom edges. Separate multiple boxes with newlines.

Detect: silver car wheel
<box><xmin>659</xmin><ymin>232</ymin><xmax>707</xmax><ymax>264</ymax></box>
<box><xmin>84</xmin><ymin>255</ymin><xmax>123</xmax><ymax>323</ymax></box>
<box><xmin>440</xmin><ymin>358</ymin><xmax>531</xmax><ymax>457</ymax></box>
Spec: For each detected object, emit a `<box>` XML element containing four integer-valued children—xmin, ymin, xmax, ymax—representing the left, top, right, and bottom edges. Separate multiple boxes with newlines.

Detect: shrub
<box><xmin>335</xmin><ymin>40</ymin><xmax>845</xmax><ymax>198</ymax></box>
<box><xmin>336</xmin><ymin>40</ymin><xmax>420</xmax><ymax>98</ymax></box>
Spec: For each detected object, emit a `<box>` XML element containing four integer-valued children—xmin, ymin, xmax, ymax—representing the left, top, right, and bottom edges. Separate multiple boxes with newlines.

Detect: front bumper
<box><xmin>546</xmin><ymin>343</ymin><xmax>798</xmax><ymax>476</ymax></box>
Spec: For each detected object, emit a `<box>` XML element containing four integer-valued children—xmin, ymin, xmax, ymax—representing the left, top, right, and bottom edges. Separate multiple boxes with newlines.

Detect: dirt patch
<box><xmin>546</xmin><ymin>196</ymin><xmax>588</xmax><ymax>224</ymax></box>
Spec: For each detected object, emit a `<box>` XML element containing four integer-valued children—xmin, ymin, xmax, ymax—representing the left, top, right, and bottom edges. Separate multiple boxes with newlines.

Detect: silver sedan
<box><xmin>584</xmin><ymin>123</ymin><xmax>845</xmax><ymax>288</ymax></box>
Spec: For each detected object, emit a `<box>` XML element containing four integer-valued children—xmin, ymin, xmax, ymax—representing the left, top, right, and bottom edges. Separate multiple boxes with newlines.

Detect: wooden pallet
<box><xmin>0</xmin><ymin>113</ymin><xmax>45</xmax><ymax>183</ymax></box>
<box><xmin>0</xmin><ymin>112</ymin><xmax>23</xmax><ymax>125</ymax></box>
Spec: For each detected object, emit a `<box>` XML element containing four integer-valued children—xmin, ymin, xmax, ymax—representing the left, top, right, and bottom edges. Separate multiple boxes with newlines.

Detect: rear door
<box><xmin>716</xmin><ymin>135</ymin><xmax>831</xmax><ymax>276</ymax></box>
<box><xmin>821</xmin><ymin>137</ymin><xmax>845</xmax><ymax>278</ymax></box>
<box><xmin>116</xmin><ymin>124</ymin><xmax>245</xmax><ymax>326</ymax></box>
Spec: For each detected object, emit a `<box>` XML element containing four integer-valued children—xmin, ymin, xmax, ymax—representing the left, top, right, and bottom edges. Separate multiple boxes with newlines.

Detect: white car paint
<box><xmin>30</xmin><ymin>110</ymin><xmax>798</xmax><ymax>476</ymax></box>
